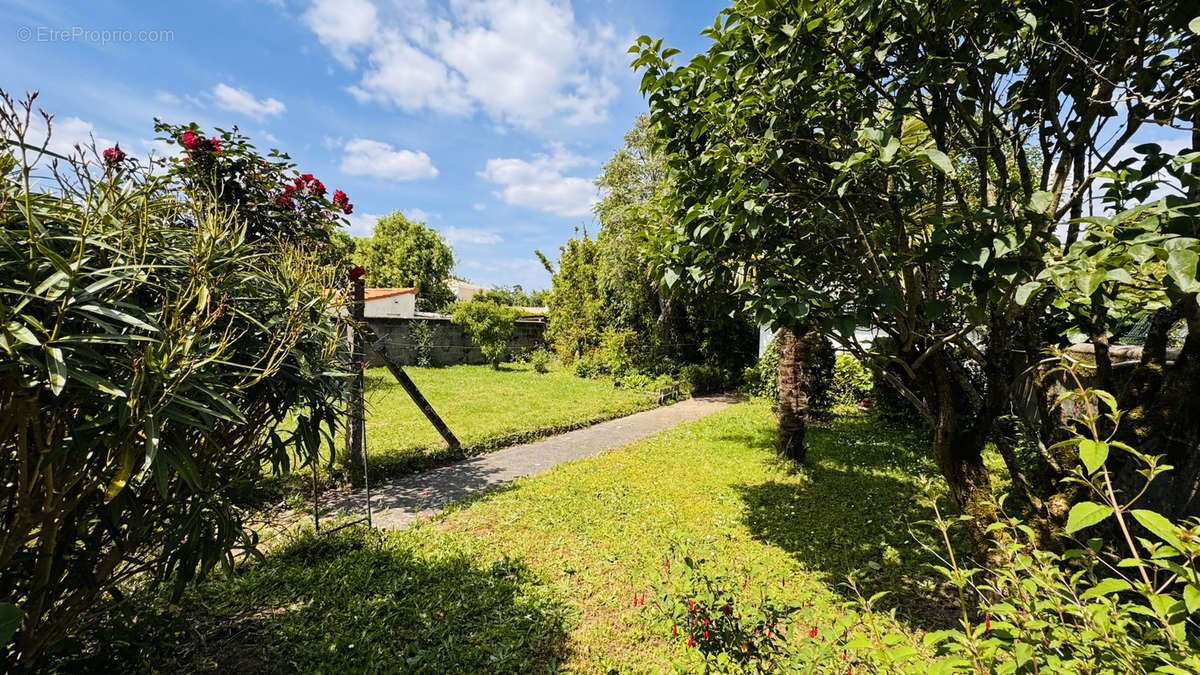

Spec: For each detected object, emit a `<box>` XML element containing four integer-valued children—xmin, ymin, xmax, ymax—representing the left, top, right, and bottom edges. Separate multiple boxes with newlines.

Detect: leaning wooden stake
<box><xmin>355</xmin><ymin>320</ymin><xmax>461</xmax><ymax>451</ymax></box>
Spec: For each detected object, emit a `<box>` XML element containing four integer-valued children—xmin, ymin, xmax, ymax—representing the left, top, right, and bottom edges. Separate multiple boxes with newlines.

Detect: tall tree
<box><xmin>356</xmin><ymin>211</ymin><xmax>455</xmax><ymax>310</ymax></box>
<box><xmin>633</xmin><ymin>0</ymin><xmax>1200</xmax><ymax>539</ymax></box>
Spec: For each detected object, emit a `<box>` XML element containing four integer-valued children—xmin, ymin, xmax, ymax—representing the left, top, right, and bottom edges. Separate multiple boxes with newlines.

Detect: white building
<box><xmin>364</xmin><ymin>287</ymin><xmax>418</xmax><ymax>318</ymax></box>
<box><xmin>446</xmin><ymin>278</ymin><xmax>486</xmax><ymax>303</ymax></box>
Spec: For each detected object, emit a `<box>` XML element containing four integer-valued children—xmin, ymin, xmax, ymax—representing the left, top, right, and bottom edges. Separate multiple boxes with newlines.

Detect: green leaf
<box><xmin>1130</xmin><ymin>509</ymin><xmax>1184</xmax><ymax>550</ymax></box>
<box><xmin>1080</xmin><ymin>577</ymin><xmax>1132</xmax><ymax>600</ymax></box>
<box><xmin>1166</xmin><ymin>249</ymin><xmax>1199</xmax><ymax>293</ymax></box>
<box><xmin>1015</xmin><ymin>281</ymin><xmax>1040</xmax><ymax>305</ymax></box>
<box><xmin>46</xmin><ymin>346</ymin><xmax>67</xmax><ymax>396</ymax></box>
<box><xmin>1065</xmin><ymin>501</ymin><xmax>1113</xmax><ymax>533</ymax></box>
<box><xmin>1185</xmin><ymin>584</ymin><xmax>1200</xmax><ymax>614</ymax></box>
<box><xmin>922</xmin><ymin>149</ymin><xmax>953</xmax><ymax>176</ymax></box>
<box><xmin>662</xmin><ymin>268</ymin><xmax>679</xmax><ymax>289</ymax></box>
<box><xmin>1078</xmin><ymin>439</ymin><xmax>1109</xmax><ymax>474</ymax></box>
<box><xmin>78</xmin><ymin>304</ymin><xmax>158</xmax><ymax>332</ymax></box>
<box><xmin>1013</xmin><ymin>641</ymin><xmax>1033</xmax><ymax>667</ymax></box>
<box><xmin>1190</xmin><ymin>16</ymin><xmax>1200</xmax><ymax>35</ymax></box>
<box><xmin>1027</xmin><ymin>190</ymin><xmax>1054</xmax><ymax>214</ymax></box>
<box><xmin>0</xmin><ymin>603</ymin><xmax>22</xmax><ymax>648</ymax></box>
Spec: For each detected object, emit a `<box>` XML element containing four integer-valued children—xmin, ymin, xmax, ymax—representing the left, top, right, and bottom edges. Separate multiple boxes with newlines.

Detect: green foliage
<box><xmin>356</xmin><ymin>211</ymin><xmax>455</xmax><ymax>310</ymax></box>
<box><xmin>475</xmin><ymin>285</ymin><xmax>551</xmax><ymax>308</ymax></box>
<box><xmin>547</xmin><ymin>117</ymin><xmax>757</xmax><ymax>378</ymax></box>
<box><xmin>451</xmin><ymin>300</ymin><xmax>520</xmax><ymax>369</ymax></box>
<box><xmin>410</xmin><ymin>320</ymin><xmax>435</xmax><ymax>368</ymax></box>
<box><xmin>830</xmin><ymin>354</ymin><xmax>874</xmax><ymax>407</ymax></box>
<box><xmin>633</xmin><ymin>0</ymin><xmax>1200</xmax><ymax>528</ymax></box>
<box><xmin>649</xmin><ymin>546</ymin><xmax>795</xmax><ymax>671</ymax></box>
<box><xmin>1</xmin><ymin>94</ymin><xmax>345</xmax><ymax>667</ymax></box>
<box><xmin>546</xmin><ymin>233</ymin><xmax>604</xmax><ymax>362</ymax></box>
<box><xmin>743</xmin><ymin>339</ymin><xmax>781</xmax><ymax>402</ymax></box>
<box><xmin>529</xmin><ymin>348</ymin><xmax>551</xmax><ymax>374</ymax></box>
<box><xmin>679</xmin><ymin>363</ymin><xmax>736</xmax><ymax>396</ymax></box>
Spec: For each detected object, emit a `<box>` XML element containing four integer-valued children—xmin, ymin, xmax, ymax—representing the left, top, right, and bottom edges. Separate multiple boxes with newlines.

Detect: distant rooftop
<box><xmin>365</xmin><ymin>287</ymin><xmax>418</xmax><ymax>302</ymax></box>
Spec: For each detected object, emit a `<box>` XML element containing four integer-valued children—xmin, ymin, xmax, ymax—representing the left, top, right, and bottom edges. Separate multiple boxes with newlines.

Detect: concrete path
<box><xmin>319</xmin><ymin>395</ymin><xmax>736</xmax><ymax>530</ymax></box>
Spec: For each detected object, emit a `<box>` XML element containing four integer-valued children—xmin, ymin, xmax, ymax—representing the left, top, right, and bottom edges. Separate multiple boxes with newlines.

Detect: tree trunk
<box><xmin>777</xmin><ymin>326</ymin><xmax>816</xmax><ymax>463</ymax></box>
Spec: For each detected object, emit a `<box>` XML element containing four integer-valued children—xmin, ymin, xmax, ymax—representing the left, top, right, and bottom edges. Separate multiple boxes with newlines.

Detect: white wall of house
<box><xmin>365</xmin><ymin>292</ymin><xmax>416</xmax><ymax>318</ymax></box>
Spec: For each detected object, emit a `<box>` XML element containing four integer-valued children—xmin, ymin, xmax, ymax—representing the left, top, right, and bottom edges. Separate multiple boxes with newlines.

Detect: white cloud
<box><xmin>303</xmin><ymin>0</ymin><xmax>625</xmax><ymax>130</ymax></box>
<box><xmin>212</xmin><ymin>84</ymin><xmax>286</xmax><ymax>120</ymax></box>
<box><xmin>340</xmin><ymin>138</ymin><xmax>438</xmax><ymax>181</ymax></box>
<box><xmin>441</xmin><ymin>226</ymin><xmax>502</xmax><ymax>245</ymax></box>
<box><xmin>302</xmin><ymin>0</ymin><xmax>378</xmax><ymax>66</ymax></box>
<box><xmin>405</xmin><ymin>208</ymin><xmax>434</xmax><ymax>223</ymax></box>
<box><xmin>344</xmin><ymin>211</ymin><xmax>382</xmax><ymax>237</ymax></box>
<box><xmin>26</xmin><ymin>116</ymin><xmax>115</xmax><ymax>159</ymax></box>
<box><xmin>479</xmin><ymin>145</ymin><xmax>598</xmax><ymax>217</ymax></box>
<box><xmin>472</xmin><ymin>203</ymin><xmax>486</xmax><ymax>211</ymax></box>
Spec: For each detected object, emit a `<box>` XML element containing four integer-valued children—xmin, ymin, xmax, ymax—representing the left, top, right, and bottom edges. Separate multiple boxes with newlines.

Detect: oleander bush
<box><xmin>0</xmin><ymin>92</ymin><xmax>349</xmax><ymax>668</ymax></box>
<box><xmin>452</xmin><ymin>299</ymin><xmax>520</xmax><ymax>368</ymax></box>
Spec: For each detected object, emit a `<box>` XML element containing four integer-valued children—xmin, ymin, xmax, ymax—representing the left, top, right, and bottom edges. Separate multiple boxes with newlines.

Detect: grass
<box><xmin>48</xmin><ymin>402</ymin><xmax>964</xmax><ymax>673</ymax></box>
<box><xmin>358</xmin><ymin>362</ymin><xmax>659</xmax><ymax>476</ymax></box>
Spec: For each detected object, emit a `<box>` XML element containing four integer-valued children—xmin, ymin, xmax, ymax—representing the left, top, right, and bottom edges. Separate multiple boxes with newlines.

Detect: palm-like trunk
<box><xmin>776</xmin><ymin>326</ymin><xmax>816</xmax><ymax>463</ymax></box>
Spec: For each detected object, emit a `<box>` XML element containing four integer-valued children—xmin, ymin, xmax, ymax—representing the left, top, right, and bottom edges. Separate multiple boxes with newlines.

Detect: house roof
<box><xmin>365</xmin><ymin>287</ymin><xmax>418</xmax><ymax>302</ymax></box>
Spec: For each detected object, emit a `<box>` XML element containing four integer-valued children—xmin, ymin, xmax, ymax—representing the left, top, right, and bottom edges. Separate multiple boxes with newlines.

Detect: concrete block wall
<box><xmin>365</xmin><ymin>316</ymin><xmax>546</xmax><ymax>367</ymax></box>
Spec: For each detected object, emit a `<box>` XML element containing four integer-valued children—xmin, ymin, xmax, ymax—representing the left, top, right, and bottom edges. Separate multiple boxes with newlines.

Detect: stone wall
<box><xmin>365</xmin><ymin>316</ymin><xmax>546</xmax><ymax>367</ymax></box>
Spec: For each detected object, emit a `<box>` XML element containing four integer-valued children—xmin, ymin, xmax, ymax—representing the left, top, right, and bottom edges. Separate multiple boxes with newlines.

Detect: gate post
<box><xmin>344</xmin><ymin>267</ymin><xmax>366</xmax><ymax>486</ymax></box>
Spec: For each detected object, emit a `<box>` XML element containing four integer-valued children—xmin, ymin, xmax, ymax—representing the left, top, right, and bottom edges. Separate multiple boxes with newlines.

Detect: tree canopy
<box><xmin>356</xmin><ymin>211</ymin><xmax>455</xmax><ymax>310</ymax></box>
<box><xmin>633</xmin><ymin>0</ymin><xmax>1200</xmax><ymax>534</ymax></box>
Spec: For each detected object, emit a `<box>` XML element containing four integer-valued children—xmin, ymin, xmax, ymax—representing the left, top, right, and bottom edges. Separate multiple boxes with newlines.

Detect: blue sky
<box><xmin>1</xmin><ymin>0</ymin><xmax>729</xmax><ymax>290</ymax></box>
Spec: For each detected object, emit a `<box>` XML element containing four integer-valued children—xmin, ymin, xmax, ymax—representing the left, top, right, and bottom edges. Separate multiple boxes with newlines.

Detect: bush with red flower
<box><xmin>153</xmin><ymin>121</ymin><xmax>353</xmax><ymax>268</ymax></box>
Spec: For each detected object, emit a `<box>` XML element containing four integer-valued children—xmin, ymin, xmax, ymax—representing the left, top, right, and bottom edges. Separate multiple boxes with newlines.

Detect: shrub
<box><xmin>829</xmin><ymin>354</ymin><xmax>873</xmax><ymax>407</ymax></box>
<box><xmin>410</xmin><ymin>320</ymin><xmax>435</xmax><ymax>367</ymax></box>
<box><xmin>679</xmin><ymin>363</ymin><xmax>733</xmax><ymax>395</ymax></box>
<box><xmin>452</xmin><ymin>300</ymin><xmax>520</xmax><ymax>369</ymax></box>
<box><xmin>529</xmin><ymin>348</ymin><xmax>551</xmax><ymax>374</ymax></box>
<box><xmin>742</xmin><ymin>338</ymin><xmax>781</xmax><ymax>401</ymax></box>
<box><xmin>0</xmin><ymin>95</ymin><xmax>346</xmax><ymax>668</ymax></box>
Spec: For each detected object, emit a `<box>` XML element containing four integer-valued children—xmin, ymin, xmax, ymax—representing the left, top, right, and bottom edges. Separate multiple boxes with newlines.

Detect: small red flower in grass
<box><xmin>687</xmin><ymin>636</ymin><xmax>694</xmax><ymax>648</ymax></box>
<box><xmin>664</xmin><ymin>557</ymin><xmax>670</xmax><ymax>570</ymax></box>
<box><xmin>810</xmin><ymin>627</ymin><xmax>818</xmax><ymax>639</ymax></box>
<box><xmin>703</xmin><ymin>617</ymin><xmax>710</xmax><ymax>626</ymax></box>
<box><xmin>423</xmin><ymin>490</ymin><xmax>430</xmax><ymax>497</ymax></box>
<box><xmin>688</xmin><ymin>600</ymin><xmax>696</xmax><ymax>613</ymax></box>
<box><xmin>672</xmin><ymin>625</ymin><xmax>678</xmax><ymax>636</ymax></box>
<box><xmin>703</xmin><ymin>630</ymin><xmax>709</xmax><ymax>639</ymax></box>
<box><xmin>984</xmin><ymin>614</ymin><xmax>990</xmax><ymax>632</ymax></box>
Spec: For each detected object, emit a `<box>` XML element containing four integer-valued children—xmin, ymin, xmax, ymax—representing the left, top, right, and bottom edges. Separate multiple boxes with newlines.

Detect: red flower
<box><xmin>688</xmin><ymin>600</ymin><xmax>696</xmax><ymax>613</ymax></box>
<box><xmin>664</xmin><ymin>557</ymin><xmax>670</xmax><ymax>570</ymax></box>
<box><xmin>301</xmin><ymin>173</ymin><xmax>314</xmax><ymax>182</ymax></box>
<box><xmin>282</xmin><ymin>184</ymin><xmax>297</xmax><ymax>196</ymax></box>
<box><xmin>703</xmin><ymin>617</ymin><xmax>710</xmax><ymax>626</ymax></box>
<box><xmin>102</xmin><ymin>145</ymin><xmax>126</xmax><ymax>165</ymax></box>
<box><xmin>984</xmin><ymin>614</ymin><xmax>990</xmax><ymax>632</ymax></box>
<box><xmin>810</xmin><ymin>627</ymin><xmax>818</xmax><ymax>639</ymax></box>
<box><xmin>687</xmin><ymin>636</ymin><xmax>694</xmax><ymax>647</ymax></box>
<box><xmin>312</xmin><ymin>179</ymin><xmax>326</xmax><ymax>196</ymax></box>
<box><xmin>181</xmin><ymin>130</ymin><xmax>200</xmax><ymax>151</ymax></box>
<box><xmin>276</xmin><ymin>196</ymin><xmax>294</xmax><ymax>209</ymax></box>
<box><xmin>842</xmin><ymin>651</ymin><xmax>847</xmax><ymax>661</ymax></box>
<box><xmin>723</xmin><ymin>604</ymin><xmax>732</xmax><ymax>616</ymax></box>
<box><xmin>703</xmin><ymin>630</ymin><xmax>708</xmax><ymax>639</ymax></box>
<box><xmin>332</xmin><ymin>189</ymin><xmax>353</xmax><ymax>214</ymax></box>
<box><xmin>672</xmin><ymin>625</ymin><xmax>678</xmax><ymax>636</ymax></box>
<box><xmin>207</xmin><ymin>137</ymin><xmax>222</xmax><ymax>152</ymax></box>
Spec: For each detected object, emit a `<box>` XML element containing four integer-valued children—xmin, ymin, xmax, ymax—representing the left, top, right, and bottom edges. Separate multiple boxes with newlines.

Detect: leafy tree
<box><xmin>452</xmin><ymin>300</ymin><xmax>521</xmax><ymax>368</ymax></box>
<box><xmin>356</xmin><ymin>211</ymin><xmax>455</xmax><ymax>310</ymax></box>
<box><xmin>633</xmin><ymin>0</ymin><xmax>1200</xmax><ymax>540</ymax></box>
<box><xmin>546</xmin><ymin>233</ymin><xmax>606</xmax><ymax>362</ymax></box>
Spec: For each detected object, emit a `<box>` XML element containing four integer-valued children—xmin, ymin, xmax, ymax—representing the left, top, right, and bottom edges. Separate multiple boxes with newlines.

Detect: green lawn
<box><xmin>359</xmin><ymin>362</ymin><xmax>659</xmax><ymax>475</ymax></box>
<box><xmin>51</xmin><ymin>402</ymin><xmax>964</xmax><ymax>673</ymax></box>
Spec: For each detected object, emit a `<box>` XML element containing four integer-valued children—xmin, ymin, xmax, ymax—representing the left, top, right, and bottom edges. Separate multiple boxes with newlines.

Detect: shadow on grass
<box><xmin>42</xmin><ymin>527</ymin><xmax>572</xmax><ymax>675</ymax></box>
<box><xmin>727</xmin><ymin>415</ymin><xmax>961</xmax><ymax>629</ymax></box>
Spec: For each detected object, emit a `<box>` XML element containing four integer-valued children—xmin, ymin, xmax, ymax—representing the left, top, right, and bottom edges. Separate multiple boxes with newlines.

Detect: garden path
<box><xmin>319</xmin><ymin>394</ymin><xmax>736</xmax><ymax>530</ymax></box>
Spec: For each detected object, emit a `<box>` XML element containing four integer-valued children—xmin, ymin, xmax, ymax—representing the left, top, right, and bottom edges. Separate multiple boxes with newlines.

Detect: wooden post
<box><xmin>356</xmin><ymin>321</ymin><xmax>461</xmax><ymax>451</ymax></box>
<box><xmin>344</xmin><ymin>274</ymin><xmax>366</xmax><ymax>486</ymax></box>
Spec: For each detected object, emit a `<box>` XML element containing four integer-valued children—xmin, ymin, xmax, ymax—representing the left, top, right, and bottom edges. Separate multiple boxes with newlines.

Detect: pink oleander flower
<box><xmin>102</xmin><ymin>145</ymin><xmax>125</xmax><ymax>165</ymax></box>
<box><xmin>181</xmin><ymin>130</ymin><xmax>199</xmax><ymax>151</ymax></box>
